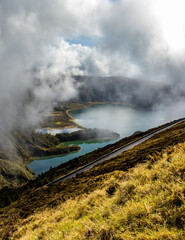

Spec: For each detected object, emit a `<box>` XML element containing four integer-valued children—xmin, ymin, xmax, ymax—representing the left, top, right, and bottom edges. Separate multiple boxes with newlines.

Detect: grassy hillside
<box><xmin>11</xmin><ymin>142</ymin><xmax>185</xmax><ymax>239</ymax></box>
<box><xmin>0</xmin><ymin>120</ymin><xmax>179</xmax><ymax>209</ymax></box>
<box><xmin>0</xmin><ymin>130</ymin><xmax>80</xmax><ymax>189</ymax></box>
<box><xmin>0</xmin><ymin>120</ymin><xmax>185</xmax><ymax>239</ymax></box>
<box><xmin>0</xmin><ymin>159</ymin><xmax>34</xmax><ymax>189</ymax></box>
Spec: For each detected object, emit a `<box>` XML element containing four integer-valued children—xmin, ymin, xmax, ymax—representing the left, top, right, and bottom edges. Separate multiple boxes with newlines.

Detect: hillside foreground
<box><xmin>1</xmin><ymin>121</ymin><xmax>185</xmax><ymax>239</ymax></box>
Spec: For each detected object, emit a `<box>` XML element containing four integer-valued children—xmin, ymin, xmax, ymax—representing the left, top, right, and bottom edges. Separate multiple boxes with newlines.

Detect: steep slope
<box><xmin>0</xmin><ymin>129</ymin><xmax>80</xmax><ymax>189</ymax></box>
<box><xmin>12</xmin><ymin>142</ymin><xmax>185</xmax><ymax>239</ymax></box>
<box><xmin>0</xmin><ymin>121</ymin><xmax>185</xmax><ymax>239</ymax></box>
<box><xmin>0</xmin><ymin>159</ymin><xmax>34</xmax><ymax>189</ymax></box>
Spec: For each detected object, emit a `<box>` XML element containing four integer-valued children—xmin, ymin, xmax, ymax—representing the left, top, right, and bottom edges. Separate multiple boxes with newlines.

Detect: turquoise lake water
<box><xmin>28</xmin><ymin>104</ymin><xmax>175</xmax><ymax>175</ymax></box>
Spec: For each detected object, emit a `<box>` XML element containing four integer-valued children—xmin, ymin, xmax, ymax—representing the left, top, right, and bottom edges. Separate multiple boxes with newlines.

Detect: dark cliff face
<box><xmin>73</xmin><ymin>76</ymin><xmax>175</xmax><ymax>108</ymax></box>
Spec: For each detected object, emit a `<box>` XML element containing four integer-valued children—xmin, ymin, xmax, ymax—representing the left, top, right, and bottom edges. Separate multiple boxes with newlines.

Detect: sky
<box><xmin>1</xmin><ymin>0</ymin><xmax>185</xmax><ymax>134</ymax></box>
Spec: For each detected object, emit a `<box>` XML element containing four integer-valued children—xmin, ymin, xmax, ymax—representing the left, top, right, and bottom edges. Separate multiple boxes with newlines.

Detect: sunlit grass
<box><xmin>55</xmin><ymin>122</ymin><xmax>62</xmax><ymax>125</ymax></box>
<box><xmin>12</xmin><ymin>142</ymin><xmax>185</xmax><ymax>240</ymax></box>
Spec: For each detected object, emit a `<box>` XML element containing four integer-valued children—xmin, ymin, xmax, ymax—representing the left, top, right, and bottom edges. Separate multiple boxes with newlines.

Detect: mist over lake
<box><xmin>28</xmin><ymin>104</ymin><xmax>176</xmax><ymax>175</ymax></box>
<box><xmin>70</xmin><ymin>104</ymin><xmax>174</xmax><ymax>137</ymax></box>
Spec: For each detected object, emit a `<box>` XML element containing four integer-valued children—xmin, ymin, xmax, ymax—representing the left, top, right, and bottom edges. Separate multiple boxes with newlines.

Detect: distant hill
<box><xmin>72</xmin><ymin>76</ymin><xmax>175</xmax><ymax>108</ymax></box>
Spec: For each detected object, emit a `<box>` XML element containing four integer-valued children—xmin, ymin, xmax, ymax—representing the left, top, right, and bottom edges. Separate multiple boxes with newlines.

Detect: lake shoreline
<box><xmin>67</xmin><ymin>101</ymin><xmax>131</xmax><ymax>130</ymax></box>
<box><xmin>29</xmin><ymin>103</ymin><xmax>168</xmax><ymax>175</ymax></box>
<box><xmin>37</xmin><ymin>102</ymin><xmax>129</xmax><ymax>132</ymax></box>
<box><xmin>28</xmin><ymin>148</ymin><xmax>81</xmax><ymax>163</ymax></box>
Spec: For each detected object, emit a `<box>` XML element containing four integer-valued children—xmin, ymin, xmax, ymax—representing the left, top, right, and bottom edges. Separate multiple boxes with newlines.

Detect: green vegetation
<box><xmin>0</xmin><ymin>129</ymin><xmax>80</xmax><ymax>189</ymax></box>
<box><xmin>56</xmin><ymin>128</ymin><xmax>120</xmax><ymax>142</ymax></box>
<box><xmin>29</xmin><ymin>144</ymin><xmax>80</xmax><ymax>159</ymax></box>
<box><xmin>0</xmin><ymin>120</ymin><xmax>185</xmax><ymax>239</ymax></box>
<box><xmin>41</xmin><ymin>102</ymin><xmax>92</xmax><ymax>129</ymax></box>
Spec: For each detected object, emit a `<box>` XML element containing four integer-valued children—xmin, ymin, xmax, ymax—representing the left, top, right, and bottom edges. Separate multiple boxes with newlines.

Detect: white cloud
<box><xmin>0</xmin><ymin>0</ymin><xmax>185</xmax><ymax>136</ymax></box>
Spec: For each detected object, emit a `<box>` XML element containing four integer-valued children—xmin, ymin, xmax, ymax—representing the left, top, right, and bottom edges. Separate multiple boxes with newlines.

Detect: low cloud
<box><xmin>1</xmin><ymin>0</ymin><xmax>185</xmax><ymax>141</ymax></box>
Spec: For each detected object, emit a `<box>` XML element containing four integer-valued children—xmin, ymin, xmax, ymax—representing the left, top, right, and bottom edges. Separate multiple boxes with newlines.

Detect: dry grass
<box><xmin>11</xmin><ymin>142</ymin><xmax>185</xmax><ymax>240</ymax></box>
<box><xmin>0</xmin><ymin>159</ymin><xmax>34</xmax><ymax>189</ymax></box>
<box><xmin>1</xmin><ymin>121</ymin><xmax>185</xmax><ymax>239</ymax></box>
